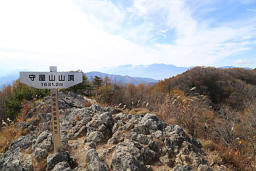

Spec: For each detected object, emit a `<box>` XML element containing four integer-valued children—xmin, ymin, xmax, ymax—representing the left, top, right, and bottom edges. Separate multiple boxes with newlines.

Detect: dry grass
<box><xmin>128</xmin><ymin>108</ymin><xmax>149</xmax><ymax>115</ymax></box>
<box><xmin>75</xmin><ymin>115</ymin><xmax>80</xmax><ymax>122</ymax></box>
<box><xmin>201</xmin><ymin>140</ymin><xmax>219</xmax><ymax>152</ymax></box>
<box><xmin>26</xmin><ymin>116</ymin><xmax>39</xmax><ymax>123</ymax></box>
<box><xmin>17</xmin><ymin>101</ymin><xmax>35</xmax><ymax>123</ymax></box>
<box><xmin>0</xmin><ymin>125</ymin><xmax>27</xmax><ymax>153</ymax></box>
<box><xmin>83</xmin><ymin>101</ymin><xmax>92</xmax><ymax>107</ymax></box>
<box><xmin>201</xmin><ymin>139</ymin><xmax>253</xmax><ymax>170</ymax></box>
<box><xmin>68</xmin><ymin>137</ymin><xmax>87</xmax><ymax>169</ymax></box>
<box><xmin>32</xmin><ymin>157</ymin><xmax>47</xmax><ymax>171</ymax></box>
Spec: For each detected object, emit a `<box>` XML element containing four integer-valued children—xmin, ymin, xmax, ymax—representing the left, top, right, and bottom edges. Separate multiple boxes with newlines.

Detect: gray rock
<box><xmin>85</xmin><ymin>142</ymin><xmax>97</xmax><ymax>149</ymax></box>
<box><xmin>74</xmin><ymin>125</ymin><xmax>87</xmax><ymax>138</ymax></box>
<box><xmin>107</xmin><ymin>137</ymin><xmax>118</xmax><ymax>145</ymax></box>
<box><xmin>198</xmin><ymin>164</ymin><xmax>213</xmax><ymax>171</ymax></box>
<box><xmin>136</xmin><ymin>134</ymin><xmax>149</xmax><ymax>145</ymax></box>
<box><xmin>90</xmin><ymin>104</ymin><xmax>105</xmax><ymax>113</ymax></box>
<box><xmin>159</xmin><ymin>155</ymin><xmax>174</xmax><ymax>167</ymax></box>
<box><xmin>9</xmin><ymin>135</ymin><xmax>33</xmax><ymax>151</ymax></box>
<box><xmin>152</xmin><ymin>130</ymin><xmax>163</xmax><ymax>139</ymax></box>
<box><xmin>141</xmin><ymin>147</ymin><xmax>157</xmax><ymax>164</ymax></box>
<box><xmin>36</xmin><ymin>131</ymin><xmax>50</xmax><ymax>144</ymax></box>
<box><xmin>34</xmin><ymin>147</ymin><xmax>48</xmax><ymax>161</ymax></box>
<box><xmin>166</xmin><ymin>133</ymin><xmax>185</xmax><ymax>149</ymax></box>
<box><xmin>52</xmin><ymin>161</ymin><xmax>72</xmax><ymax>171</ymax></box>
<box><xmin>1</xmin><ymin>94</ymin><xmax>214</xmax><ymax>171</ymax></box>
<box><xmin>0</xmin><ymin>147</ymin><xmax>25</xmax><ymax>171</ymax></box>
<box><xmin>33</xmin><ymin>131</ymin><xmax>53</xmax><ymax>152</ymax></box>
<box><xmin>85</xmin><ymin>112</ymin><xmax>114</xmax><ymax>140</ymax></box>
<box><xmin>132</xmin><ymin>125</ymin><xmax>149</xmax><ymax>135</ymax></box>
<box><xmin>4</xmin><ymin>159</ymin><xmax>23</xmax><ymax>171</ymax></box>
<box><xmin>99</xmin><ymin>112</ymin><xmax>114</xmax><ymax>127</ymax></box>
<box><xmin>47</xmin><ymin>151</ymin><xmax>74</xmax><ymax>171</ymax></box>
<box><xmin>22</xmin><ymin>155</ymin><xmax>33</xmax><ymax>171</ymax></box>
<box><xmin>111</xmin><ymin>140</ymin><xmax>147</xmax><ymax>171</ymax></box>
<box><xmin>113</xmin><ymin>113</ymin><xmax>127</xmax><ymax>120</ymax></box>
<box><xmin>85</xmin><ymin>131</ymin><xmax>104</xmax><ymax>144</ymax></box>
<box><xmin>86</xmin><ymin>149</ymin><xmax>108</xmax><ymax>171</ymax></box>
<box><xmin>139</xmin><ymin>114</ymin><xmax>167</xmax><ymax>131</ymax></box>
<box><xmin>173</xmin><ymin>164</ymin><xmax>192</xmax><ymax>171</ymax></box>
<box><xmin>165</xmin><ymin>125</ymin><xmax>185</xmax><ymax>137</ymax></box>
<box><xmin>148</xmin><ymin>140</ymin><xmax>161</xmax><ymax>156</ymax></box>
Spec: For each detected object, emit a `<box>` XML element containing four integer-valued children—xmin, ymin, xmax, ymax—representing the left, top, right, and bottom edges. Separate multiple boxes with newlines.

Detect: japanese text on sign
<box><xmin>20</xmin><ymin>72</ymin><xmax>83</xmax><ymax>89</ymax></box>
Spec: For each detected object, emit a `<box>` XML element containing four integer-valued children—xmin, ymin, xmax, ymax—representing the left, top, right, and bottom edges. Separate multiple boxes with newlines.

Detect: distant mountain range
<box><xmin>86</xmin><ymin>72</ymin><xmax>157</xmax><ymax>85</ymax></box>
<box><xmin>0</xmin><ymin>64</ymin><xmax>253</xmax><ymax>90</ymax></box>
<box><xmin>0</xmin><ymin>70</ymin><xmax>158</xmax><ymax>89</ymax></box>
<box><xmin>99</xmin><ymin>64</ymin><xmax>189</xmax><ymax>80</ymax></box>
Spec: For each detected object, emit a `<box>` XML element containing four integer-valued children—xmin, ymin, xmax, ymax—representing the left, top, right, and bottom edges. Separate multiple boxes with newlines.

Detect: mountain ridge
<box><xmin>86</xmin><ymin>71</ymin><xmax>157</xmax><ymax>85</ymax></box>
<box><xmin>99</xmin><ymin>63</ymin><xmax>189</xmax><ymax>80</ymax></box>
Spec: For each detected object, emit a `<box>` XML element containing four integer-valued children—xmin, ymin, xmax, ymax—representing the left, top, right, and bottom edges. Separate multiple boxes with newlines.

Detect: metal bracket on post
<box><xmin>50</xmin><ymin>66</ymin><xmax>62</xmax><ymax>153</ymax></box>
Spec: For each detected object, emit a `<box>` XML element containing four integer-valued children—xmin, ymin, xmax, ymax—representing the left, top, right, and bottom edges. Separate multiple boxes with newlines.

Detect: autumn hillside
<box><xmin>0</xmin><ymin>67</ymin><xmax>256</xmax><ymax>170</ymax></box>
<box><xmin>152</xmin><ymin>67</ymin><xmax>256</xmax><ymax>170</ymax></box>
<box><xmin>154</xmin><ymin>67</ymin><xmax>256</xmax><ymax>111</ymax></box>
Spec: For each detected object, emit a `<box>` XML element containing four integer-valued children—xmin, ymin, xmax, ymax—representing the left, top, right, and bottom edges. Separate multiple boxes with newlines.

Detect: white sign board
<box><xmin>20</xmin><ymin>72</ymin><xmax>83</xmax><ymax>89</ymax></box>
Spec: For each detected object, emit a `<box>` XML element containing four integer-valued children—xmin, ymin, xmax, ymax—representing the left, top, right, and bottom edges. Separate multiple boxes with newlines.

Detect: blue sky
<box><xmin>0</xmin><ymin>0</ymin><xmax>255</xmax><ymax>76</ymax></box>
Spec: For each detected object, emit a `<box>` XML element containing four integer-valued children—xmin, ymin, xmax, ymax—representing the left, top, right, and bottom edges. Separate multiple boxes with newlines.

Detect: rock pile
<box><xmin>0</xmin><ymin>92</ymin><xmax>213</xmax><ymax>171</ymax></box>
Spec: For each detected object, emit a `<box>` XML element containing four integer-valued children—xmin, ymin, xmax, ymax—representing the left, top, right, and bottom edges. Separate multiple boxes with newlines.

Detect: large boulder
<box><xmin>34</xmin><ymin>147</ymin><xmax>48</xmax><ymax>161</ymax></box>
<box><xmin>0</xmin><ymin>147</ymin><xmax>28</xmax><ymax>171</ymax></box>
<box><xmin>47</xmin><ymin>151</ymin><xmax>76</xmax><ymax>171</ymax></box>
<box><xmin>9</xmin><ymin>135</ymin><xmax>33</xmax><ymax>151</ymax></box>
<box><xmin>84</xmin><ymin>131</ymin><xmax>104</xmax><ymax>144</ymax></box>
<box><xmin>33</xmin><ymin>131</ymin><xmax>53</xmax><ymax>152</ymax></box>
<box><xmin>86</xmin><ymin>149</ymin><xmax>108</xmax><ymax>171</ymax></box>
<box><xmin>111</xmin><ymin>140</ymin><xmax>148</xmax><ymax>171</ymax></box>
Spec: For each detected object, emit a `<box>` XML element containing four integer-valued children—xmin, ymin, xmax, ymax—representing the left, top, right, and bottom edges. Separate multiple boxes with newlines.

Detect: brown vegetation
<box><xmin>93</xmin><ymin>67</ymin><xmax>256</xmax><ymax>170</ymax></box>
<box><xmin>1</xmin><ymin>67</ymin><xmax>256</xmax><ymax>170</ymax></box>
<box><xmin>0</xmin><ymin>125</ymin><xmax>28</xmax><ymax>154</ymax></box>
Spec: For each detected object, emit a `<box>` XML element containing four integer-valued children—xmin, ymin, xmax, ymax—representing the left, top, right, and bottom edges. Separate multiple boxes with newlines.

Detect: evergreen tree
<box><xmin>93</xmin><ymin>76</ymin><xmax>103</xmax><ymax>89</ymax></box>
<box><xmin>65</xmin><ymin>74</ymin><xmax>92</xmax><ymax>95</ymax></box>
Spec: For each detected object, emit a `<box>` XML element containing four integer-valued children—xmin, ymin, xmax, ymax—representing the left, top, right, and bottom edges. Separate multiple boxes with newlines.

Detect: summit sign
<box><xmin>20</xmin><ymin>72</ymin><xmax>83</xmax><ymax>89</ymax></box>
<box><xmin>20</xmin><ymin>66</ymin><xmax>83</xmax><ymax>152</ymax></box>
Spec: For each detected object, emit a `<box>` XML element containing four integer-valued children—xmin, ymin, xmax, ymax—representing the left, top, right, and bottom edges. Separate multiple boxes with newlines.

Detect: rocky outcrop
<box><xmin>86</xmin><ymin>149</ymin><xmax>108</xmax><ymax>171</ymax></box>
<box><xmin>0</xmin><ymin>92</ymin><xmax>212</xmax><ymax>170</ymax></box>
<box><xmin>47</xmin><ymin>151</ymin><xmax>76</xmax><ymax>171</ymax></box>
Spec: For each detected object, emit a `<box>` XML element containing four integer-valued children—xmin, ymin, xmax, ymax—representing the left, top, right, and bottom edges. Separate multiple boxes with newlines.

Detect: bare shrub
<box><xmin>159</xmin><ymin>89</ymin><xmax>211</xmax><ymax>137</ymax></box>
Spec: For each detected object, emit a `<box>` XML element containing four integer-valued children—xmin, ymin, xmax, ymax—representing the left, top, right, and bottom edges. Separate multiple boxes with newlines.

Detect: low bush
<box><xmin>0</xmin><ymin>125</ymin><xmax>27</xmax><ymax>153</ymax></box>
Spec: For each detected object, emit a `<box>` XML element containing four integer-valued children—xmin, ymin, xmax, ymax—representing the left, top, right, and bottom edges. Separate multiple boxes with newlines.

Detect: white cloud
<box><xmin>0</xmin><ymin>0</ymin><xmax>255</xmax><ymax>76</ymax></box>
<box><xmin>233</xmin><ymin>59</ymin><xmax>252</xmax><ymax>65</ymax></box>
<box><xmin>0</xmin><ymin>0</ymin><xmax>159</xmax><ymax>74</ymax></box>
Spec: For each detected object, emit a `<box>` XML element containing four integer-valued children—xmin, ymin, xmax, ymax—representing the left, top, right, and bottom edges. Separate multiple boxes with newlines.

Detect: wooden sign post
<box><xmin>49</xmin><ymin>66</ymin><xmax>62</xmax><ymax>152</ymax></box>
<box><xmin>20</xmin><ymin>66</ymin><xmax>83</xmax><ymax>152</ymax></box>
